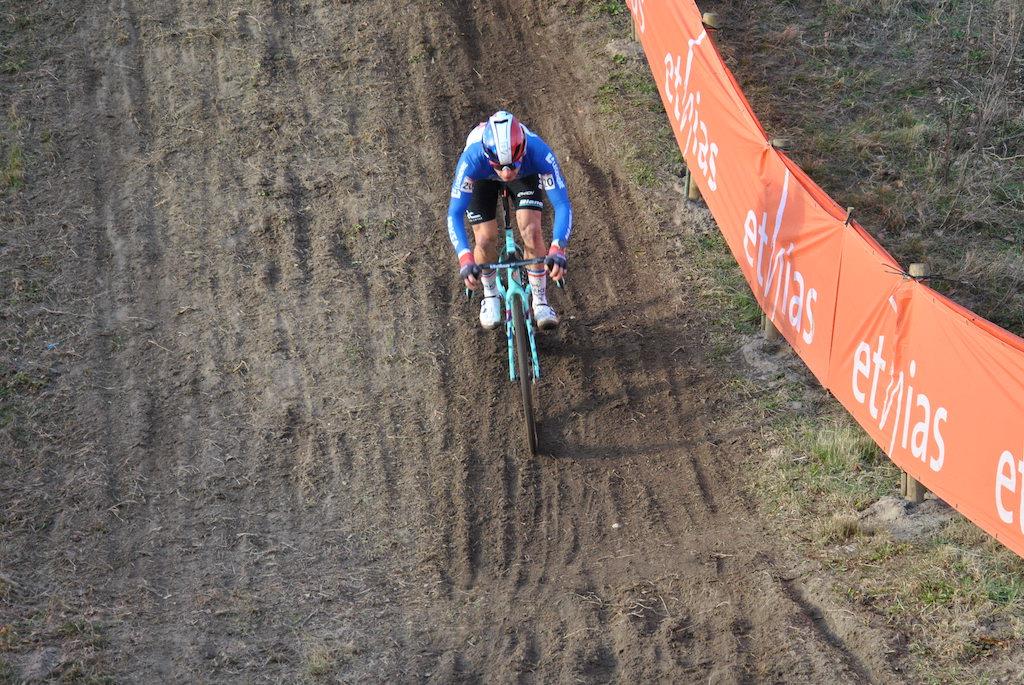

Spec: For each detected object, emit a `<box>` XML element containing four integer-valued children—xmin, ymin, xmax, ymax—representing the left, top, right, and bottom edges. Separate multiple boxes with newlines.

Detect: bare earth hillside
<box><xmin>2</xmin><ymin>1</ymin><xmax>917</xmax><ymax>682</ymax></box>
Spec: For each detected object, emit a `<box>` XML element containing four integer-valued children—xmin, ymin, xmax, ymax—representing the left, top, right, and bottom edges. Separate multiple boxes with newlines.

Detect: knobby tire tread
<box><xmin>512</xmin><ymin>295</ymin><xmax>538</xmax><ymax>454</ymax></box>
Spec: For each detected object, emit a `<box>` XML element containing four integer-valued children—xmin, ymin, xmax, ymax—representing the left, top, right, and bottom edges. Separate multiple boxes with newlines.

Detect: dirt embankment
<box><xmin>3</xmin><ymin>0</ymin><xmax>907</xmax><ymax>681</ymax></box>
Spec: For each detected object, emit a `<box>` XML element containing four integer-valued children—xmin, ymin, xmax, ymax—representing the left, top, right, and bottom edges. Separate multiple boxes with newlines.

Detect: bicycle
<box><xmin>468</xmin><ymin>187</ymin><xmax>556</xmax><ymax>454</ymax></box>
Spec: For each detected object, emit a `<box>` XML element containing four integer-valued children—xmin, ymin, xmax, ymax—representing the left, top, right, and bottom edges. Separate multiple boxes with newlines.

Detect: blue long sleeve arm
<box><xmin>446</xmin><ymin>154</ymin><xmax>474</xmax><ymax>259</ymax></box>
<box><xmin>536</xmin><ymin>145</ymin><xmax>573</xmax><ymax>248</ymax></box>
<box><xmin>547</xmin><ymin>184</ymin><xmax>573</xmax><ymax>248</ymax></box>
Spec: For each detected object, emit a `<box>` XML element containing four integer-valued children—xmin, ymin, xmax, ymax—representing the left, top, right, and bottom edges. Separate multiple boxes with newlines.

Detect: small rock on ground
<box><xmin>859</xmin><ymin>495</ymin><xmax>954</xmax><ymax>541</ymax></box>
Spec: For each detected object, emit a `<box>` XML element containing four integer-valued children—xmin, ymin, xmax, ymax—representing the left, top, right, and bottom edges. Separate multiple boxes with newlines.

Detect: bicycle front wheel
<box><xmin>511</xmin><ymin>296</ymin><xmax>538</xmax><ymax>454</ymax></box>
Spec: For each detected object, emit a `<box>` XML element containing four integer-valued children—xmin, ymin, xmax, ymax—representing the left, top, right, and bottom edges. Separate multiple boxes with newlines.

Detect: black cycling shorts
<box><xmin>465</xmin><ymin>175</ymin><xmax>545</xmax><ymax>224</ymax></box>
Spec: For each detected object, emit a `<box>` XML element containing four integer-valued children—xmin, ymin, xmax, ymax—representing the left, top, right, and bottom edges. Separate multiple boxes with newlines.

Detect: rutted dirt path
<box><xmin>2</xmin><ymin>0</ymin><xmax>905</xmax><ymax>681</ymax></box>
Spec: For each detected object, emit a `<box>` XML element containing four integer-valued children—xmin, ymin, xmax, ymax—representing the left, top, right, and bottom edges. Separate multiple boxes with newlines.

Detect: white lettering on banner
<box><xmin>994</xmin><ymin>449</ymin><xmax>1024</xmax><ymax>531</ymax></box>
<box><xmin>850</xmin><ymin>335</ymin><xmax>949</xmax><ymax>472</ymax></box>
<box><xmin>663</xmin><ymin>31</ymin><xmax>719</xmax><ymax>191</ymax></box>
<box><xmin>741</xmin><ymin>169</ymin><xmax>818</xmax><ymax>345</ymax></box>
<box><xmin>628</xmin><ymin>0</ymin><xmax>645</xmax><ymax>32</ymax></box>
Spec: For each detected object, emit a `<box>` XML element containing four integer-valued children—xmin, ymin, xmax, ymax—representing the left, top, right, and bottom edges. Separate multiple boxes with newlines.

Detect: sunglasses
<box><xmin>488</xmin><ymin>159</ymin><xmax>522</xmax><ymax>172</ymax></box>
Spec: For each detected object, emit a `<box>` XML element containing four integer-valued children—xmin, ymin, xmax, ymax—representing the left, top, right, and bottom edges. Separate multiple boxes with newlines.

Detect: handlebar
<box><xmin>463</xmin><ymin>257</ymin><xmax>566</xmax><ymax>301</ymax></box>
<box><xmin>478</xmin><ymin>257</ymin><xmax>546</xmax><ymax>270</ymax></box>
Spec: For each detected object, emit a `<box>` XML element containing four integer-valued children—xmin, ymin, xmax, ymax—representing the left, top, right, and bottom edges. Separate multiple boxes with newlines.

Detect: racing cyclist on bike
<box><xmin>446</xmin><ymin>110</ymin><xmax>572</xmax><ymax>331</ymax></box>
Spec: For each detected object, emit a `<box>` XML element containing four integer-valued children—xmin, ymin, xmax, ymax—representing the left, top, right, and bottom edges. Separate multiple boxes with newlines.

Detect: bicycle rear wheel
<box><xmin>511</xmin><ymin>295</ymin><xmax>538</xmax><ymax>454</ymax></box>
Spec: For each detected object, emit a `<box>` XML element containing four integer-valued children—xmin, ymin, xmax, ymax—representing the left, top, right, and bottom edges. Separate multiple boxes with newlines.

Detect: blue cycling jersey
<box><xmin>446</xmin><ymin>123</ymin><xmax>573</xmax><ymax>260</ymax></box>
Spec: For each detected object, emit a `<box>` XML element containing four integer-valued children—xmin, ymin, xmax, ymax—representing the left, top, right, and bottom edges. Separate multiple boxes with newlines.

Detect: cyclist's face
<box><xmin>496</xmin><ymin>165</ymin><xmax>519</xmax><ymax>182</ymax></box>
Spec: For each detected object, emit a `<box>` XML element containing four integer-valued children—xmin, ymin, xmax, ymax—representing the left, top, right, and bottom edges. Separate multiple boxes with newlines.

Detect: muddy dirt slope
<box><xmin>2</xmin><ymin>0</ymin><xmax>905</xmax><ymax>682</ymax></box>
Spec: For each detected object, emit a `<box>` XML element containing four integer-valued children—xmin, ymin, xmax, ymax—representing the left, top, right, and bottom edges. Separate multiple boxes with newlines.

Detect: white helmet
<box><xmin>481</xmin><ymin>110</ymin><xmax>527</xmax><ymax>167</ymax></box>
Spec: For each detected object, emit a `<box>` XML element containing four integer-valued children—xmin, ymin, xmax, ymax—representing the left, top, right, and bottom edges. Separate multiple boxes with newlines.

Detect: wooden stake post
<box><xmin>900</xmin><ymin>262</ymin><xmax>929</xmax><ymax>504</ymax></box>
<box><xmin>686</xmin><ymin>169</ymin><xmax>702</xmax><ymax>202</ymax></box>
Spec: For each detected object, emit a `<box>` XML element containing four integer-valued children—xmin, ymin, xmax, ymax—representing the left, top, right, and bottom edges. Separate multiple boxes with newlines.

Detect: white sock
<box><xmin>481</xmin><ymin>269</ymin><xmax>499</xmax><ymax>298</ymax></box>
<box><xmin>527</xmin><ymin>268</ymin><xmax>547</xmax><ymax>306</ymax></box>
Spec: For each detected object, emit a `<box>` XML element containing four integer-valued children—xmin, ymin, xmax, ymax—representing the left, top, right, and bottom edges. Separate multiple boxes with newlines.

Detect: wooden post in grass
<box><xmin>759</xmin><ymin>139</ymin><xmax>791</xmax><ymax>342</ymax></box>
<box><xmin>762</xmin><ymin>312</ymin><xmax>781</xmax><ymax>341</ymax></box>
<box><xmin>686</xmin><ymin>170</ymin><xmax>702</xmax><ymax>202</ymax></box>
<box><xmin>702</xmin><ymin>12</ymin><xmax>720</xmax><ymax>29</ymax></box>
<box><xmin>909</xmin><ymin>262</ymin><xmax>929</xmax><ymax>281</ymax></box>
<box><xmin>683</xmin><ymin>164</ymin><xmax>702</xmax><ymax>202</ymax></box>
<box><xmin>900</xmin><ymin>262</ymin><xmax>930</xmax><ymax>504</ymax></box>
<box><xmin>903</xmin><ymin>469</ymin><xmax>927</xmax><ymax>504</ymax></box>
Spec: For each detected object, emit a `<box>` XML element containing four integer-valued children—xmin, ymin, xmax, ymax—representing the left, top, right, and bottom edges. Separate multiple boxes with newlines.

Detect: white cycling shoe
<box><xmin>479</xmin><ymin>295</ymin><xmax>502</xmax><ymax>330</ymax></box>
<box><xmin>533</xmin><ymin>302</ymin><xmax>560</xmax><ymax>331</ymax></box>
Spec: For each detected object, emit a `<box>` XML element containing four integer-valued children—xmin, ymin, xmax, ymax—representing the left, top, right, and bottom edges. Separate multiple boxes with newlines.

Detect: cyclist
<box><xmin>446</xmin><ymin>110</ymin><xmax>572</xmax><ymax>331</ymax></box>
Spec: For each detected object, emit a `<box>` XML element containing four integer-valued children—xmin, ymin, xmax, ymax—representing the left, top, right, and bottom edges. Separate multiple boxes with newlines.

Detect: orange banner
<box><xmin>631</xmin><ymin>0</ymin><xmax>846</xmax><ymax>383</ymax></box>
<box><xmin>631</xmin><ymin>0</ymin><xmax>1024</xmax><ymax>557</ymax></box>
<box><xmin>829</xmin><ymin>229</ymin><xmax>1024</xmax><ymax>552</ymax></box>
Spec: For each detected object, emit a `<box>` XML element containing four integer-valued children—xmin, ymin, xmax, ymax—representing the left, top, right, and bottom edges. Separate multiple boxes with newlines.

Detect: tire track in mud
<box><xmin>67</xmin><ymin>1</ymin><xmax>206</xmax><ymax>675</ymax></box>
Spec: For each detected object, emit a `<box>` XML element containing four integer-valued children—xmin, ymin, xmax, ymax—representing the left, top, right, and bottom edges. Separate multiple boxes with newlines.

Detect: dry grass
<box><xmin>712</xmin><ymin>0</ymin><xmax>1024</xmax><ymax>335</ymax></box>
<box><xmin>755</xmin><ymin>415</ymin><xmax>898</xmax><ymax>516</ymax></box>
<box><xmin>839</xmin><ymin>521</ymin><xmax>1024</xmax><ymax>681</ymax></box>
<box><xmin>304</xmin><ymin>641</ymin><xmax>338</xmax><ymax>679</ymax></box>
<box><xmin>1</xmin><ymin>142</ymin><xmax>24</xmax><ymax>190</ymax></box>
<box><xmin>752</xmin><ymin>405</ymin><xmax>1024</xmax><ymax>680</ymax></box>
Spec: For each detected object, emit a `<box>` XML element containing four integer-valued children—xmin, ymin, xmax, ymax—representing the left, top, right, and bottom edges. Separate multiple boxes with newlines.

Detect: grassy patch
<box><xmin>597</xmin><ymin>68</ymin><xmax>659</xmax><ymax>113</ymax></box>
<box><xmin>681</xmin><ymin>230</ymin><xmax>763</xmax><ymax>336</ymax></box>
<box><xmin>1</xmin><ymin>53</ymin><xmax>27</xmax><ymax>74</ymax></box>
<box><xmin>841</xmin><ymin>525</ymin><xmax>1024</xmax><ymax>678</ymax></box>
<box><xmin>2</xmin><ymin>143</ymin><xmax>25</xmax><ymax>190</ymax></box>
<box><xmin>757</xmin><ymin>415</ymin><xmax>897</xmax><ymax>517</ymax></box>
<box><xmin>589</xmin><ymin>0</ymin><xmax>628</xmax><ymax>17</ymax></box>
<box><xmin>0</xmin><ymin>613</ymin><xmax>113</xmax><ymax>682</ymax></box>
<box><xmin>713</xmin><ymin>0</ymin><xmax>1024</xmax><ymax>335</ymax></box>
<box><xmin>57</xmin><ymin>619</ymin><xmax>109</xmax><ymax>648</ymax></box>
<box><xmin>625</xmin><ymin>157</ymin><xmax>655</xmax><ymax>187</ymax></box>
<box><xmin>305</xmin><ymin>642</ymin><xmax>337</xmax><ymax>678</ymax></box>
<box><xmin>753</xmin><ymin>399</ymin><xmax>1024</xmax><ymax>679</ymax></box>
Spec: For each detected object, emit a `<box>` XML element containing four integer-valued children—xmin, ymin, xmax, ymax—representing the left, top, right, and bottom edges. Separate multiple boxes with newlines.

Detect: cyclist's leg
<box><xmin>467</xmin><ymin>180</ymin><xmax>500</xmax><ymax>264</ymax></box>
<box><xmin>515</xmin><ymin>208</ymin><xmax>544</xmax><ymax>260</ymax></box>
<box><xmin>467</xmin><ymin>180</ymin><xmax>503</xmax><ymax>329</ymax></box>
<box><xmin>508</xmin><ymin>175</ymin><xmax>546</xmax><ymax>259</ymax></box>
<box><xmin>472</xmin><ymin>220</ymin><xmax>500</xmax><ymax>264</ymax></box>
<box><xmin>509</xmin><ymin>175</ymin><xmax>557</xmax><ymax>328</ymax></box>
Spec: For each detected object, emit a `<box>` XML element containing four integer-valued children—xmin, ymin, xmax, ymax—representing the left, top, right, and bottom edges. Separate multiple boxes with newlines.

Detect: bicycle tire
<box><xmin>511</xmin><ymin>295</ymin><xmax>538</xmax><ymax>454</ymax></box>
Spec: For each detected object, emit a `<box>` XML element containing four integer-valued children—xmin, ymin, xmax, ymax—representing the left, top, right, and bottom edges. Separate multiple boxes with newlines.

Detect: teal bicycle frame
<box><xmin>469</xmin><ymin>186</ymin><xmax>562</xmax><ymax>454</ymax></box>
<box><xmin>479</xmin><ymin>190</ymin><xmax>542</xmax><ymax>384</ymax></box>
